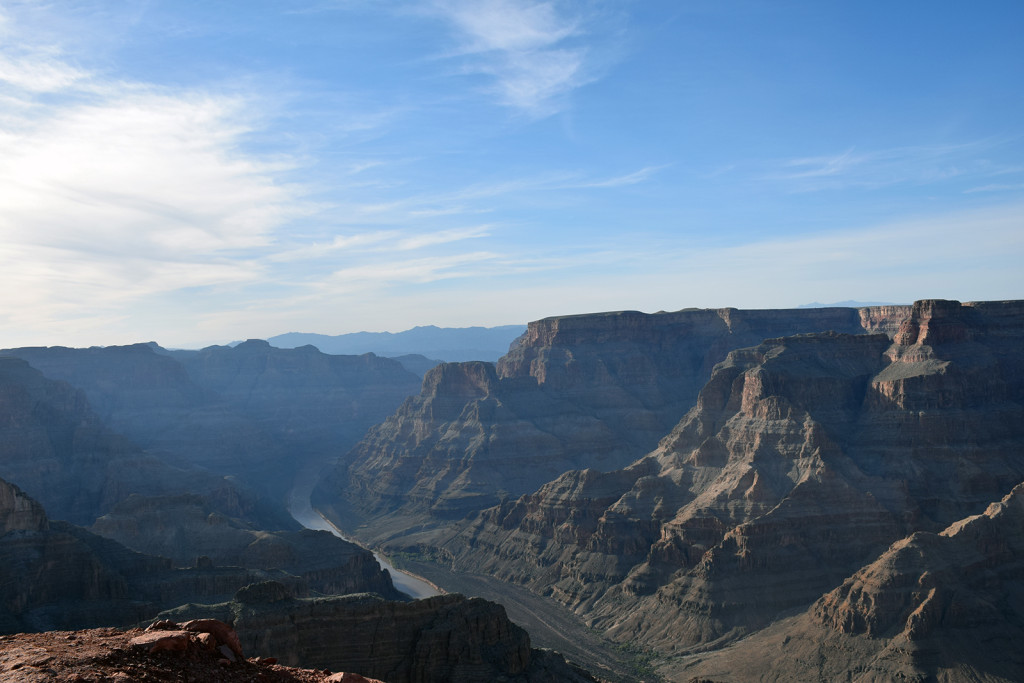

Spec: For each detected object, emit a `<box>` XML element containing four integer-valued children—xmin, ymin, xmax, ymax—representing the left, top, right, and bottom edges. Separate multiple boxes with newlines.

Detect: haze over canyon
<box><xmin>1</xmin><ymin>299</ymin><xmax>1023</xmax><ymax>682</ymax></box>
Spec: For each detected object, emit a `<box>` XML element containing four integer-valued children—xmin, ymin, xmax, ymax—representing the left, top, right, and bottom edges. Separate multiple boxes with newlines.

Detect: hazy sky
<box><xmin>1</xmin><ymin>1</ymin><xmax>1022</xmax><ymax>348</ymax></box>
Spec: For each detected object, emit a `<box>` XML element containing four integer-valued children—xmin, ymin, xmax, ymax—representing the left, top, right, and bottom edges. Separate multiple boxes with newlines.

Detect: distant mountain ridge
<box><xmin>798</xmin><ymin>299</ymin><xmax>901</xmax><ymax>308</ymax></box>
<box><xmin>250</xmin><ymin>325</ymin><xmax>527</xmax><ymax>363</ymax></box>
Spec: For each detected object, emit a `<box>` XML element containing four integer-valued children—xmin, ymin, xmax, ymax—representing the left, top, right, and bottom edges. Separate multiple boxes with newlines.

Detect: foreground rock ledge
<box><xmin>0</xmin><ymin>622</ymin><xmax>386</xmax><ymax>683</ymax></box>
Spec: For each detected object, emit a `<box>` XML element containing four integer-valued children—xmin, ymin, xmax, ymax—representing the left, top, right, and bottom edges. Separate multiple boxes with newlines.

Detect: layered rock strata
<box><xmin>324</xmin><ymin>305</ymin><xmax>910</xmax><ymax>533</ymax></box>
<box><xmin>169</xmin><ymin>340</ymin><xmax>422</xmax><ymax>469</ymax></box>
<box><xmin>673</xmin><ymin>481</ymin><xmax>1024</xmax><ymax>682</ymax></box>
<box><xmin>0</xmin><ymin>479</ymin><xmax>47</xmax><ymax>535</ymax></box>
<box><xmin>91</xmin><ymin>493</ymin><xmax>400</xmax><ymax>599</ymax></box>
<box><xmin>0</xmin><ymin>478</ymin><xmax>397</xmax><ymax>634</ymax></box>
<box><xmin>161</xmin><ymin>581</ymin><xmax>599</xmax><ymax>683</ymax></box>
<box><xmin>431</xmin><ymin>300</ymin><xmax>1024</xmax><ymax>656</ymax></box>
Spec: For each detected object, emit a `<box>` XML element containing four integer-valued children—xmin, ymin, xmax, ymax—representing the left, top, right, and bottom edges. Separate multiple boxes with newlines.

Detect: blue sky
<box><xmin>1</xmin><ymin>1</ymin><xmax>1022</xmax><ymax>348</ymax></box>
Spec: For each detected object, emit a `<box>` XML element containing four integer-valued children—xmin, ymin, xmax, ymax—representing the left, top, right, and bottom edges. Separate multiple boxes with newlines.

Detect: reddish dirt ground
<box><xmin>0</xmin><ymin>626</ymin><xmax>378</xmax><ymax>683</ymax></box>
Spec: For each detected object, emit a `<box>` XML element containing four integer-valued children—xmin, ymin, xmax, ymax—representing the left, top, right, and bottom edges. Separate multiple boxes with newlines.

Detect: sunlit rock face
<box><xmin>328</xmin><ymin>305</ymin><xmax>910</xmax><ymax>533</ymax></box>
<box><xmin>438</xmin><ymin>299</ymin><xmax>1024</xmax><ymax>660</ymax></box>
<box><xmin>0</xmin><ymin>478</ymin><xmax>47</xmax><ymax>535</ymax></box>
<box><xmin>678</xmin><ymin>482</ymin><xmax>1024</xmax><ymax>683</ymax></box>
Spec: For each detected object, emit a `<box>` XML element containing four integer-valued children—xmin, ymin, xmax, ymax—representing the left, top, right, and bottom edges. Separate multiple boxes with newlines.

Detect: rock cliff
<box><xmin>674</xmin><ymin>481</ymin><xmax>1024</xmax><ymax>682</ymax></box>
<box><xmin>91</xmin><ymin>493</ymin><xmax>400</xmax><ymax>599</ymax></box>
<box><xmin>418</xmin><ymin>300</ymin><xmax>1024</xmax><ymax>659</ymax></box>
<box><xmin>322</xmin><ymin>306</ymin><xmax>909</xmax><ymax>536</ymax></box>
<box><xmin>0</xmin><ymin>478</ymin><xmax>397</xmax><ymax>635</ymax></box>
<box><xmin>170</xmin><ymin>340</ymin><xmax>422</xmax><ymax>469</ymax></box>
<box><xmin>160</xmin><ymin>582</ymin><xmax>598</xmax><ymax>683</ymax></box>
<box><xmin>0</xmin><ymin>479</ymin><xmax>47</xmax><ymax>535</ymax></box>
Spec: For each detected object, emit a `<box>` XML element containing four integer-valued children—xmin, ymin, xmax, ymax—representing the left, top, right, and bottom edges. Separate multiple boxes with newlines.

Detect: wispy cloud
<box><xmin>314</xmin><ymin>163</ymin><xmax>663</xmax><ymax>226</ymax></box>
<box><xmin>198</xmin><ymin>202</ymin><xmax>1024</xmax><ymax>345</ymax></box>
<box><xmin>0</xmin><ymin>8</ymin><xmax>309</xmax><ymax>341</ymax></box>
<box><xmin>964</xmin><ymin>182</ymin><xmax>1024</xmax><ymax>194</ymax></box>
<box><xmin>570</xmin><ymin>164</ymin><xmax>669</xmax><ymax>188</ymax></box>
<box><xmin>408</xmin><ymin>205</ymin><xmax>489</xmax><ymax>217</ymax></box>
<box><xmin>766</xmin><ymin>140</ymin><xmax>1023</xmax><ymax>192</ymax></box>
<box><xmin>0</xmin><ymin>52</ymin><xmax>88</xmax><ymax>93</ymax></box>
<box><xmin>324</xmin><ymin>250</ymin><xmax>505</xmax><ymax>289</ymax></box>
<box><xmin>267</xmin><ymin>231</ymin><xmax>400</xmax><ymax>263</ymax></box>
<box><xmin>778</xmin><ymin>148</ymin><xmax>860</xmax><ymax>179</ymax></box>
<box><xmin>267</xmin><ymin>225</ymin><xmax>491</xmax><ymax>262</ymax></box>
<box><xmin>441</xmin><ymin>0</ymin><xmax>578</xmax><ymax>52</ymax></box>
<box><xmin>0</xmin><ymin>89</ymin><xmax>301</xmax><ymax>251</ymax></box>
<box><xmin>395</xmin><ymin>224</ymin><xmax>491</xmax><ymax>249</ymax></box>
<box><xmin>431</xmin><ymin>0</ymin><xmax>602</xmax><ymax>116</ymax></box>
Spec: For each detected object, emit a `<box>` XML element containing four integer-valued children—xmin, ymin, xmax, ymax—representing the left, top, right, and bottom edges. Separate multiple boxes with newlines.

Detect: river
<box><xmin>286</xmin><ymin>463</ymin><xmax>441</xmax><ymax>600</ymax></box>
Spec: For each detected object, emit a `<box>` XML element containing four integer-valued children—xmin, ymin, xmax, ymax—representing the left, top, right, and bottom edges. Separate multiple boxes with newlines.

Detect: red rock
<box><xmin>145</xmin><ymin>620</ymin><xmax>179</xmax><ymax>631</ymax></box>
<box><xmin>180</xmin><ymin>619</ymin><xmax>243</xmax><ymax>659</ymax></box>
<box><xmin>195</xmin><ymin>632</ymin><xmax>216</xmax><ymax>650</ymax></box>
<box><xmin>325</xmin><ymin>673</ymin><xmax>387</xmax><ymax>683</ymax></box>
<box><xmin>128</xmin><ymin>630</ymin><xmax>190</xmax><ymax>654</ymax></box>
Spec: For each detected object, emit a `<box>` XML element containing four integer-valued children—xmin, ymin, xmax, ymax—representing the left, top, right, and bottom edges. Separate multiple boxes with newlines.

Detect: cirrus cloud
<box><xmin>430</xmin><ymin>0</ymin><xmax>603</xmax><ymax>116</ymax></box>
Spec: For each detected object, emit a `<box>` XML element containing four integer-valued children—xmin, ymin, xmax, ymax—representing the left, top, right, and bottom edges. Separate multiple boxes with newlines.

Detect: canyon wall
<box><xmin>2</xmin><ymin>341</ymin><xmax>422</xmax><ymax>499</ymax></box>
<box><xmin>314</xmin><ymin>299</ymin><xmax>1024</xmax><ymax>679</ymax></box>
<box><xmin>435</xmin><ymin>300</ymin><xmax>1024</xmax><ymax>661</ymax></box>
<box><xmin>0</xmin><ymin>476</ymin><xmax>399</xmax><ymax>634</ymax></box>
<box><xmin>323</xmin><ymin>305</ymin><xmax>910</xmax><ymax>537</ymax></box>
<box><xmin>91</xmin><ymin>493</ymin><xmax>399</xmax><ymax>598</ymax></box>
<box><xmin>675</xmin><ymin>481</ymin><xmax>1024</xmax><ymax>682</ymax></box>
<box><xmin>0</xmin><ymin>478</ymin><xmax>47</xmax><ymax>535</ymax></box>
<box><xmin>0</xmin><ymin>356</ymin><xmax>232</xmax><ymax>525</ymax></box>
<box><xmin>161</xmin><ymin>582</ymin><xmax>598</xmax><ymax>683</ymax></box>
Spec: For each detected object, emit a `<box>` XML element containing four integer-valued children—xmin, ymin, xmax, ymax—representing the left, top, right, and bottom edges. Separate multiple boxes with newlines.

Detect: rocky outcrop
<box><xmin>91</xmin><ymin>493</ymin><xmax>401</xmax><ymax>599</ymax></box>
<box><xmin>0</xmin><ymin>479</ymin><xmax>395</xmax><ymax>635</ymax></box>
<box><xmin>0</xmin><ymin>479</ymin><xmax>47</xmax><ymax>535</ymax></box>
<box><xmin>815</xmin><ymin>481</ymin><xmax>1024</xmax><ymax>641</ymax></box>
<box><xmin>428</xmin><ymin>300</ymin><xmax>1024</xmax><ymax>657</ymax></box>
<box><xmin>674</xmin><ymin>481</ymin><xmax>1024</xmax><ymax>682</ymax></box>
<box><xmin>0</xmin><ymin>623</ymin><xmax>385</xmax><ymax>682</ymax></box>
<box><xmin>323</xmin><ymin>305</ymin><xmax>910</xmax><ymax>534</ymax></box>
<box><xmin>161</xmin><ymin>582</ymin><xmax>598</xmax><ymax>683</ymax></box>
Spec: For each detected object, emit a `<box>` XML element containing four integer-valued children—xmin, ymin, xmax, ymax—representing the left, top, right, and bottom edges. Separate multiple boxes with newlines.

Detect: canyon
<box><xmin>315</xmin><ymin>299</ymin><xmax>1024</xmax><ymax>681</ymax></box>
<box><xmin>0</xmin><ymin>476</ymin><xmax>397</xmax><ymax>634</ymax></box>
<box><xmin>0</xmin><ymin>477</ymin><xmax>595</xmax><ymax>682</ymax></box>
<box><xmin>160</xmin><ymin>582</ymin><xmax>597</xmax><ymax>682</ymax></box>
<box><xmin>3</xmin><ymin>340</ymin><xmax>422</xmax><ymax>502</ymax></box>
<box><xmin>2</xmin><ymin>300</ymin><xmax>1023</xmax><ymax>681</ymax></box>
<box><xmin>317</xmin><ymin>306</ymin><xmax>910</xmax><ymax>535</ymax></box>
